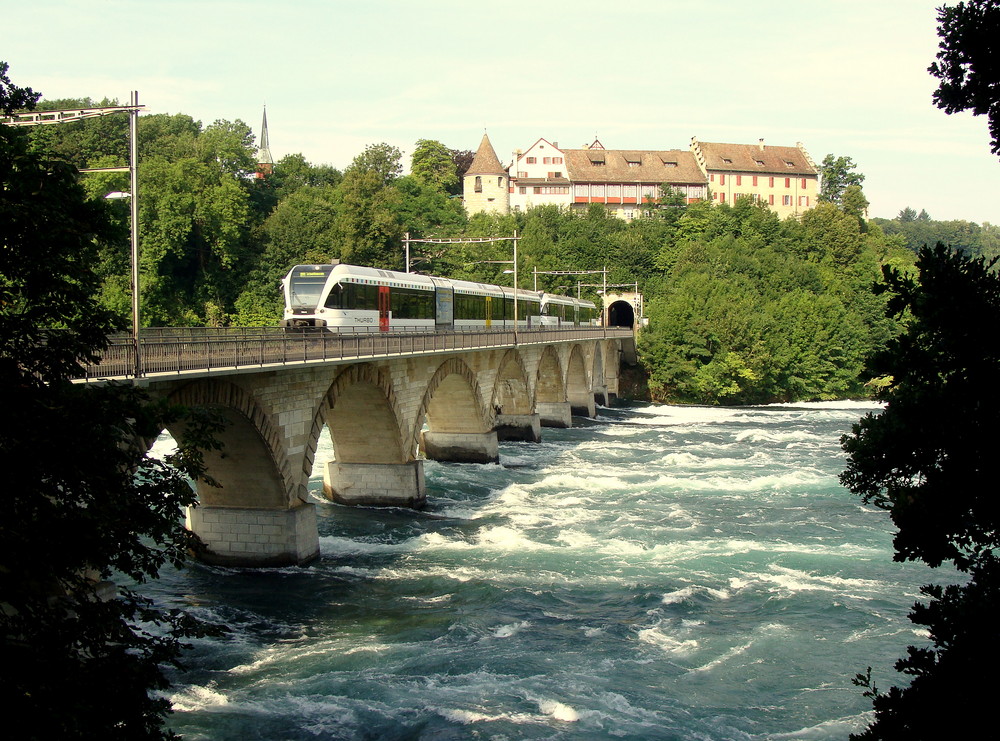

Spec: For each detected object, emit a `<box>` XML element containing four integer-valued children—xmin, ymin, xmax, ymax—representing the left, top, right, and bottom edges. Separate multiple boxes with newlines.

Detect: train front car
<box><xmin>282</xmin><ymin>264</ymin><xmax>335</xmax><ymax>328</ymax></box>
<box><xmin>318</xmin><ymin>265</ymin><xmax>439</xmax><ymax>332</ymax></box>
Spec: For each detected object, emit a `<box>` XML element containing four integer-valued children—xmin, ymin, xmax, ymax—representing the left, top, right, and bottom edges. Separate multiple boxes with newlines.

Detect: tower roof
<box><xmin>465</xmin><ymin>132</ymin><xmax>505</xmax><ymax>175</ymax></box>
<box><xmin>257</xmin><ymin>105</ymin><xmax>274</xmax><ymax>166</ymax></box>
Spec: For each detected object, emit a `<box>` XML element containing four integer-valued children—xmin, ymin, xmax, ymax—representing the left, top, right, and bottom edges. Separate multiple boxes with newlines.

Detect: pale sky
<box><xmin>5</xmin><ymin>0</ymin><xmax>998</xmax><ymax>224</ymax></box>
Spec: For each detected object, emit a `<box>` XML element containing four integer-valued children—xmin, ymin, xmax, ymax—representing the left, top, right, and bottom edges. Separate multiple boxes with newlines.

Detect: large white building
<box><xmin>463</xmin><ymin>133</ymin><xmax>819</xmax><ymax>220</ymax></box>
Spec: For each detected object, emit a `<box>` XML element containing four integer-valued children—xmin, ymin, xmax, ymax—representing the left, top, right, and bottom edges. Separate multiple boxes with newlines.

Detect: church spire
<box><xmin>256</xmin><ymin>105</ymin><xmax>274</xmax><ymax>178</ymax></box>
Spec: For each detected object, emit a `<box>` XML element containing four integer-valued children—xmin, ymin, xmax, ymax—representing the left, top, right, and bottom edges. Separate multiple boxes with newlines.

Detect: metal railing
<box><xmin>74</xmin><ymin>326</ymin><xmax>634</xmax><ymax>382</ymax></box>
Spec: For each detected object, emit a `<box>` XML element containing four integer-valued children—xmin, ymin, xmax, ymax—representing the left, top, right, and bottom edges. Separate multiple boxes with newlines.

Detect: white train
<box><xmin>282</xmin><ymin>263</ymin><xmax>598</xmax><ymax>332</ymax></box>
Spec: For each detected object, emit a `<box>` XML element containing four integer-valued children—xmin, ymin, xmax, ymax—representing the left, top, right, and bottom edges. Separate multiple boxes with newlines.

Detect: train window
<box><xmin>289</xmin><ymin>272</ymin><xmax>330</xmax><ymax>309</ymax></box>
<box><xmin>456</xmin><ymin>293</ymin><xmax>489</xmax><ymax>321</ymax></box>
<box><xmin>324</xmin><ymin>283</ymin><xmax>345</xmax><ymax>309</ymax></box>
<box><xmin>391</xmin><ymin>287</ymin><xmax>434</xmax><ymax>319</ymax></box>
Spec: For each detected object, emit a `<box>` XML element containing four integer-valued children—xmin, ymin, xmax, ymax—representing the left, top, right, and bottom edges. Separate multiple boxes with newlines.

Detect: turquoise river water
<box><xmin>143</xmin><ymin>401</ymin><xmax>946</xmax><ymax>740</ymax></box>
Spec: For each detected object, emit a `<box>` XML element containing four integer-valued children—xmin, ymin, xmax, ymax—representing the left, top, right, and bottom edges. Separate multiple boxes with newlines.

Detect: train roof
<box><xmin>286</xmin><ymin>263</ymin><xmax>592</xmax><ymax>303</ymax></box>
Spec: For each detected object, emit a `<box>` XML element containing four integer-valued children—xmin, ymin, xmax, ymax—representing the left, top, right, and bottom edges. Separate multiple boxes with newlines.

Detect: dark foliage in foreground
<box><xmin>0</xmin><ymin>62</ymin><xmax>222</xmax><ymax>739</ymax></box>
<box><xmin>841</xmin><ymin>244</ymin><xmax>1000</xmax><ymax>739</ymax></box>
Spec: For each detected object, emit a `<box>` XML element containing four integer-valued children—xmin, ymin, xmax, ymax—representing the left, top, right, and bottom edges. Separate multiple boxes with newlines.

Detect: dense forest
<box><xmin>25</xmin><ymin>97</ymin><xmax>992</xmax><ymax>405</ymax></box>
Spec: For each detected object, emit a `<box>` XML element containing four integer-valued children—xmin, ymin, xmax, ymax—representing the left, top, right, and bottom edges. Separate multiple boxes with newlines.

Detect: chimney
<box><xmin>758</xmin><ymin>138</ymin><xmax>765</xmax><ymax>151</ymax></box>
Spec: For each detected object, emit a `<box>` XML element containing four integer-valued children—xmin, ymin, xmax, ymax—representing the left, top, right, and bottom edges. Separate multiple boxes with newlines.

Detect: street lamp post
<box><xmin>102</xmin><ymin>92</ymin><xmax>142</xmax><ymax>378</ymax></box>
<box><xmin>6</xmin><ymin>92</ymin><xmax>145</xmax><ymax>378</ymax></box>
<box><xmin>128</xmin><ymin>91</ymin><xmax>140</xmax><ymax>378</ymax></box>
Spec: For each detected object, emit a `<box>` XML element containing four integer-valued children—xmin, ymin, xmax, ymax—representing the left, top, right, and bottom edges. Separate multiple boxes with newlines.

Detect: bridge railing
<box><xmin>73</xmin><ymin>326</ymin><xmax>634</xmax><ymax>382</ymax></box>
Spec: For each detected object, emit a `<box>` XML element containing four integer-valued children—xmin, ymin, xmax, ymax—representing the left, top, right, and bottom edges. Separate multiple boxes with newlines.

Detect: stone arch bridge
<box><xmin>82</xmin><ymin>327</ymin><xmax>633</xmax><ymax>567</ymax></box>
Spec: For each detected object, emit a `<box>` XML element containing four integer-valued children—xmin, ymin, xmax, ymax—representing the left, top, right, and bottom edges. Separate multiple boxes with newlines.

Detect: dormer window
<box><xmin>663</xmin><ymin>161</ymin><xmax>677</xmax><ymax>168</ymax></box>
<box><xmin>755</xmin><ymin>160</ymin><xmax>765</xmax><ymax>166</ymax></box>
<box><xmin>722</xmin><ymin>158</ymin><xmax>733</xmax><ymax>164</ymax></box>
<box><xmin>785</xmin><ymin>160</ymin><xmax>795</xmax><ymax>167</ymax></box>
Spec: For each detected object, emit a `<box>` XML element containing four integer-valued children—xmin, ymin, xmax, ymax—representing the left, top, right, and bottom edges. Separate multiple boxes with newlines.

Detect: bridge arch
<box><xmin>415</xmin><ymin>357</ymin><xmax>498</xmax><ymax>463</ymax></box>
<box><xmin>566</xmin><ymin>345</ymin><xmax>594</xmax><ymax>417</ymax></box>
<box><xmin>534</xmin><ymin>346</ymin><xmax>566</xmax><ymax>405</ymax></box>
<box><xmin>592</xmin><ymin>343</ymin><xmax>605</xmax><ymax>388</ymax></box>
<box><xmin>491</xmin><ymin>349</ymin><xmax>533</xmax><ymax>416</ymax></box>
<box><xmin>167</xmin><ymin>379</ymin><xmax>290</xmax><ymax>509</ymax></box>
<box><xmin>416</xmin><ymin>357</ymin><xmax>493</xmax><ymax>440</ymax></box>
<box><xmin>315</xmin><ymin>363</ymin><xmax>407</xmax><ymax>465</ymax></box>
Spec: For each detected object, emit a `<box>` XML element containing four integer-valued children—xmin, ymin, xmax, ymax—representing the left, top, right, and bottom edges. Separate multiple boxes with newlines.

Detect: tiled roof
<box><xmin>466</xmin><ymin>133</ymin><xmax>505</xmax><ymax>175</ymax></box>
<box><xmin>562</xmin><ymin>149</ymin><xmax>705</xmax><ymax>185</ymax></box>
<box><xmin>693</xmin><ymin>140</ymin><xmax>817</xmax><ymax>176</ymax></box>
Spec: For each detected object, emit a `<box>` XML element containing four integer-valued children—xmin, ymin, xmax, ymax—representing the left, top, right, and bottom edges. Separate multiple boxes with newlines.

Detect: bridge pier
<box><xmin>323</xmin><ymin>460</ymin><xmax>426</xmax><ymax>508</ymax></box>
<box><xmin>186</xmin><ymin>503</ymin><xmax>319</xmax><ymax>567</ymax></box>
<box><xmin>420</xmin><ymin>430</ymin><xmax>500</xmax><ymax>463</ymax></box>
<box><xmin>594</xmin><ymin>385</ymin><xmax>609</xmax><ymax>408</ymax></box>
<box><xmin>494</xmin><ymin>413</ymin><xmax>542</xmax><ymax>442</ymax></box>
<box><xmin>537</xmin><ymin>401</ymin><xmax>572</xmax><ymax>428</ymax></box>
<box><xmin>571</xmin><ymin>397</ymin><xmax>597</xmax><ymax>418</ymax></box>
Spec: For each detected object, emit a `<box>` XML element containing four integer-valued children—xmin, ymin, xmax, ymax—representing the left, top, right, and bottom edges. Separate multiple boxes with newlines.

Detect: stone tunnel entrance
<box><xmin>607</xmin><ymin>300</ymin><xmax>635</xmax><ymax>328</ymax></box>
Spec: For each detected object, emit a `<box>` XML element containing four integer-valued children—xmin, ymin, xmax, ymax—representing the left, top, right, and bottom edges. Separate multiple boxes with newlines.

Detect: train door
<box><xmin>485</xmin><ymin>296</ymin><xmax>492</xmax><ymax>328</ymax></box>
<box><xmin>378</xmin><ymin>285</ymin><xmax>390</xmax><ymax>332</ymax></box>
<box><xmin>434</xmin><ymin>283</ymin><xmax>454</xmax><ymax>331</ymax></box>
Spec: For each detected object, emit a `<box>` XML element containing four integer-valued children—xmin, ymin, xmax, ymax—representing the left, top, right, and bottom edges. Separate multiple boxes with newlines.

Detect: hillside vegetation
<box><xmin>29</xmin><ymin>100</ymin><xmax>994</xmax><ymax>404</ymax></box>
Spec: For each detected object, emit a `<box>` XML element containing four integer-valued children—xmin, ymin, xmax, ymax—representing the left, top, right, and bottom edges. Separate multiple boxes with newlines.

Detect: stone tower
<box><xmin>463</xmin><ymin>132</ymin><xmax>509</xmax><ymax>215</ymax></box>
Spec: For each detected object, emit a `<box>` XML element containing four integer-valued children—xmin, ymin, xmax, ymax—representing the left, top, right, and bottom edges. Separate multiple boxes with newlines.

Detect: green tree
<box><xmin>410</xmin><ymin>138</ymin><xmax>459</xmax><ymax>194</ymax></box>
<box><xmin>347</xmin><ymin>141</ymin><xmax>403</xmax><ymax>186</ymax></box>
<box><xmin>818</xmin><ymin>153</ymin><xmax>865</xmax><ymax>205</ymax></box>
<box><xmin>841</xmin><ymin>245</ymin><xmax>1000</xmax><ymax>739</ymax></box>
<box><xmin>0</xmin><ymin>62</ymin><xmax>219</xmax><ymax>739</ymax></box>
<box><xmin>929</xmin><ymin>0</ymin><xmax>1000</xmax><ymax>158</ymax></box>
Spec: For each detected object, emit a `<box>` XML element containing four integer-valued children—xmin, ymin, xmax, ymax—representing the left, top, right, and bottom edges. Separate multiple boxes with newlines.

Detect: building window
<box><xmin>769</xmin><ymin>177</ymin><xmax>774</xmax><ymax>187</ymax></box>
<box><xmin>736</xmin><ymin>175</ymin><xmax>742</xmax><ymax>186</ymax></box>
<box><xmin>517</xmin><ymin>171</ymin><xmax>528</xmax><ymax>178</ymax></box>
<box><xmin>519</xmin><ymin>186</ymin><xmax>526</xmax><ymax>194</ymax></box>
<box><xmin>720</xmin><ymin>192</ymin><xmax>726</xmax><ymax>202</ymax></box>
<box><xmin>547</xmin><ymin>171</ymin><xmax>562</xmax><ymax>178</ymax></box>
<box><xmin>723</xmin><ymin>158</ymin><xmax>733</xmax><ymax>164</ymax></box>
<box><xmin>785</xmin><ymin>160</ymin><xmax>795</xmax><ymax>167</ymax></box>
<box><xmin>543</xmin><ymin>157</ymin><xmax>552</xmax><ymax>164</ymax></box>
<box><xmin>498</xmin><ymin>177</ymin><xmax>503</xmax><ymax>187</ymax></box>
<box><xmin>785</xmin><ymin>178</ymin><xmax>791</xmax><ymax>188</ymax></box>
<box><xmin>752</xmin><ymin>176</ymin><xmax>758</xmax><ymax>186</ymax></box>
<box><xmin>801</xmin><ymin>178</ymin><xmax>807</xmax><ymax>189</ymax></box>
<box><xmin>769</xmin><ymin>194</ymin><xmax>774</xmax><ymax>205</ymax></box>
<box><xmin>783</xmin><ymin>195</ymin><xmax>792</xmax><ymax>206</ymax></box>
<box><xmin>755</xmin><ymin>159</ymin><xmax>765</xmax><ymax>167</ymax></box>
<box><xmin>554</xmin><ymin>157</ymin><xmax>563</xmax><ymax>164</ymax></box>
<box><xmin>526</xmin><ymin>157</ymin><xmax>537</xmax><ymax>164</ymax></box>
<box><xmin>474</xmin><ymin>176</ymin><xmax>482</xmax><ymax>193</ymax></box>
<box><xmin>720</xmin><ymin>174</ymin><xmax>726</xmax><ymax>186</ymax></box>
<box><xmin>799</xmin><ymin>195</ymin><xmax>810</xmax><ymax>206</ymax></box>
